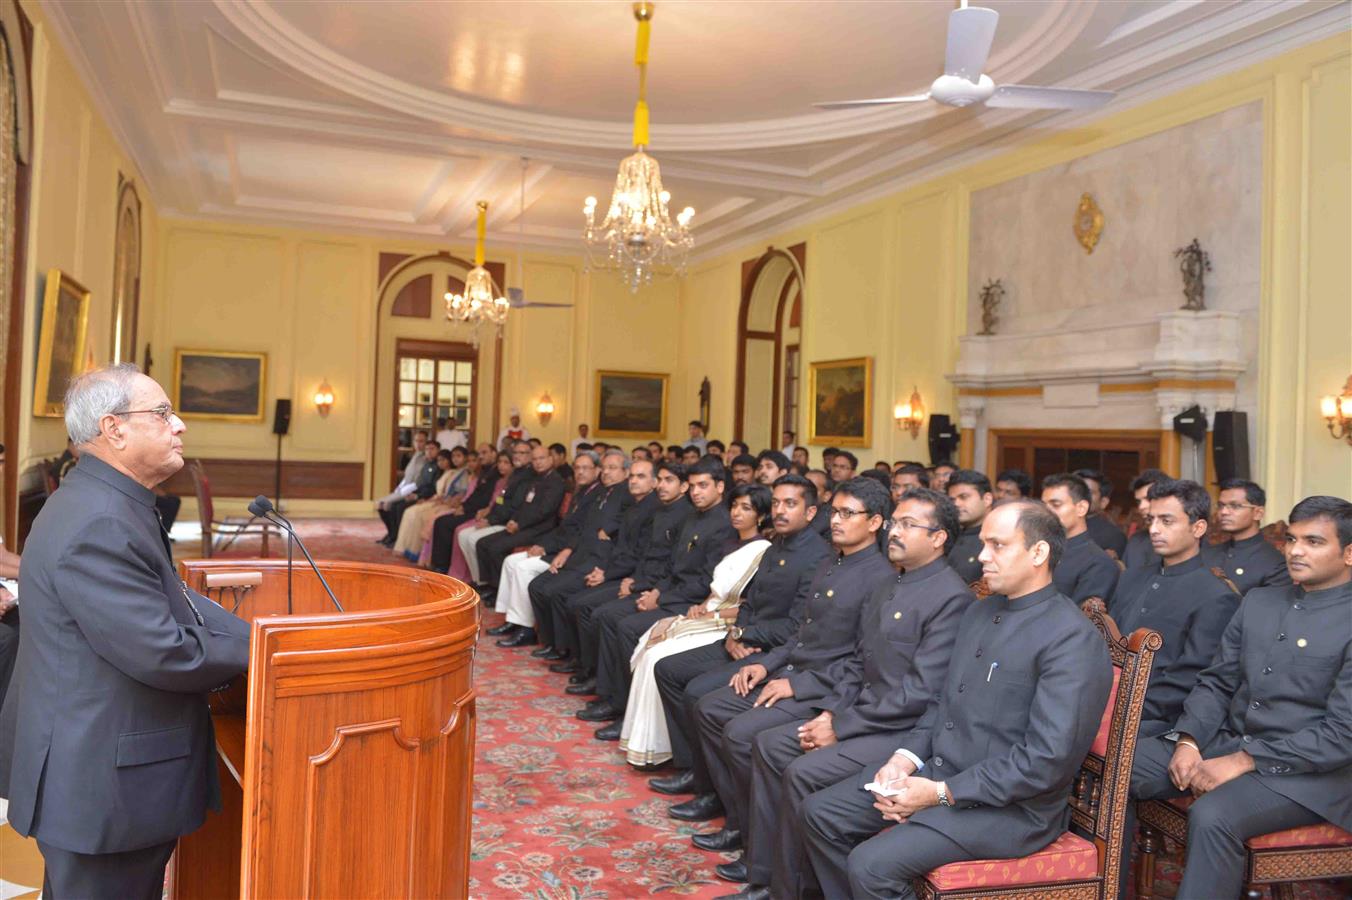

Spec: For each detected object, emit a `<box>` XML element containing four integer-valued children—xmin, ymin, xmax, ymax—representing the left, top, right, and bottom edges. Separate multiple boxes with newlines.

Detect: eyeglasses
<box><xmin>113</xmin><ymin>405</ymin><xmax>179</xmax><ymax>425</ymax></box>
<box><xmin>828</xmin><ymin>507</ymin><xmax>872</xmax><ymax>520</ymax></box>
<box><xmin>890</xmin><ymin>517</ymin><xmax>941</xmax><ymax>533</ymax></box>
<box><xmin>1217</xmin><ymin>502</ymin><xmax>1256</xmax><ymax>512</ymax></box>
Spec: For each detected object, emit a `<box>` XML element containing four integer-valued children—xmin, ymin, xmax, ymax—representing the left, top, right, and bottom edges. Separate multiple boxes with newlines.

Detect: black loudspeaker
<box><xmin>928</xmin><ymin>414</ymin><xmax>959</xmax><ymax>465</ymax></box>
<box><xmin>272</xmin><ymin>399</ymin><xmax>292</xmax><ymax>436</ymax></box>
<box><xmin>1172</xmin><ymin>405</ymin><xmax>1207</xmax><ymax>443</ymax></box>
<box><xmin>1212</xmin><ymin>411</ymin><xmax>1250</xmax><ymax>482</ymax></box>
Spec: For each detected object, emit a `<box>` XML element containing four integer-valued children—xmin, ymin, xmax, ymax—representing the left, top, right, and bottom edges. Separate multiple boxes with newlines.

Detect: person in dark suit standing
<box><xmin>1040</xmin><ymin>472</ymin><xmax>1121</xmax><ymax>603</ymax></box>
<box><xmin>1202</xmin><ymin>478</ymin><xmax>1291</xmax><ymax>594</ymax></box>
<box><xmin>0</xmin><ymin>364</ymin><xmax>251</xmax><ymax>899</ymax></box>
<box><xmin>943</xmin><ymin>469</ymin><xmax>992</xmax><ymax>585</ymax></box>
<box><xmin>801</xmin><ymin>500</ymin><xmax>1113</xmax><ymax>900</ymax></box>
<box><xmin>1125</xmin><ymin>496</ymin><xmax>1352</xmax><ymax>899</ymax></box>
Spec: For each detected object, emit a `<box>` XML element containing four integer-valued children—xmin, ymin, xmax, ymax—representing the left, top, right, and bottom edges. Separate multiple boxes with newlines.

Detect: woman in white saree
<box><xmin>620</xmin><ymin>482</ymin><xmax>773</xmax><ymax>769</ymax></box>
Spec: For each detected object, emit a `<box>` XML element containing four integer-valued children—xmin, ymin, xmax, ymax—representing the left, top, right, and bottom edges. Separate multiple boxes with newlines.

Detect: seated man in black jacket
<box><xmin>428</xmin><ymin>445</ymin><xmax>507</xmax><ymax>572</ymax></box>
<box><xmin>475</xmin><ymin>443</ymin><xmax>566</xmax><ymax>593</ymax></box>
<box><xmin>1201</xmin><ymin>478</ymin><xmax>1291</xmax><ymax>595</ymax></box>
<box><xmin>1125</xmin><ymin>496</ymin><xmax>1352</xmax><ymax>899</ymax></box>
<box><xmin>944</xmin><ymin>469</ymin><xmax>992</xmax><ymax>585</ymax></box>
<box><xmin>1040</xmin><ymin>472</ymin><xmax>1120</xmax><ymax>603</ymax></box>
<box><xmin>801</xmin><ymin>500</ymin><xmax>1113</xmax><ymax>900</ymax></box>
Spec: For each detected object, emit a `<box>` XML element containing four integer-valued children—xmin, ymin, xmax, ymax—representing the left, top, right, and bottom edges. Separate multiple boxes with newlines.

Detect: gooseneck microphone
<box><xmin>248</xmin><ymin>495</ymin><xmax>345</xmax><ymax>613</ymax></box>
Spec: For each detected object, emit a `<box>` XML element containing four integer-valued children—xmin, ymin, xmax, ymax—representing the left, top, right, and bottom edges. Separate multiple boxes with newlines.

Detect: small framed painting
<box><xmin>32</xmin><ymin>269</ymin><xmax>92</xmax><ymax>417</ymax></box>
<box><xmin>808</xmin><ymin>357</ymin><xmax>873</xmax><ymax>447</ymax></box>
<box><xmin>173</xmin><ymin>350</ymin><xmax>267</xmax><ymax>422</ymax></box>
<box><xmin>594</xmin><ymin>370</ymin><xmax>669</xmax><ymax>439</ymax></box>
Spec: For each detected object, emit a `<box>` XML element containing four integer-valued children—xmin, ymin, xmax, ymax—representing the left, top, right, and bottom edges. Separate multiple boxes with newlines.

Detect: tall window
<box><xmin>392</xmin><ymin>340</ymin><xmax>475</xmax><ymax>487</ymax></box>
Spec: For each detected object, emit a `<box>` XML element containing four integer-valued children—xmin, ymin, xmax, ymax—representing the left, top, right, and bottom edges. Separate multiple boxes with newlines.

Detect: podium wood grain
<box><xmin>171</xmin><ymin>560</ymin><xmax>481</xmax><ymax>899</ymax></box>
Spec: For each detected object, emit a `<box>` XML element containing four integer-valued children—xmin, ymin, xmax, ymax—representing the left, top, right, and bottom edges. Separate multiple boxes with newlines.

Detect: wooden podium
<box><xmin>170</xmin><ymin>559</ymin><xmax>480</xmax><ymax>899</ymax></box>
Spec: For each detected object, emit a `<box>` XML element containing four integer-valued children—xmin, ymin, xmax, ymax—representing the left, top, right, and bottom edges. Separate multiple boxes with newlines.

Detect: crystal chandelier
<box><xmin>445</xmin><ymin>200</ymin><xmax>509</xmax><ymax>344</ymax></box>
<box><xmin>582</xmin><ymin>2</ymin><xmax>694</xmax><ymax>293</ymax></box>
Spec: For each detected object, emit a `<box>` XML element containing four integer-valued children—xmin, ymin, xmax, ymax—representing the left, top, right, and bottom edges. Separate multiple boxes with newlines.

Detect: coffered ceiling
<box><xmin>42</xmin><ymin>0</ymin><xmax>1349</xmax><ymax>260</ymax></box>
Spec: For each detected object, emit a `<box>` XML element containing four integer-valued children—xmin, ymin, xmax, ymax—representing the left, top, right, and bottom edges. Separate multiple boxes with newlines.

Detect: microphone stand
<box><xmin>264</xmin><ymin>509</ymin><xmax>345</xmax><ymax>613</ymax></box>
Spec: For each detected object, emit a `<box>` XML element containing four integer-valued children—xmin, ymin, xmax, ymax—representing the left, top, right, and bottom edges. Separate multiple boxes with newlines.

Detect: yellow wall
<box><xmin>683</xmin><ymin>34</ymin><xmax>1351</xmax><ymax>514</ymax></box>
<box><xmin>15</xmin><ymin>2</ymin><xmax>160</xmax><ymax>470</ymax></box>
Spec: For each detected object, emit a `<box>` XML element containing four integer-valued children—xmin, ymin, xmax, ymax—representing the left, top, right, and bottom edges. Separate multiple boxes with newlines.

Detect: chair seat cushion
<box><xmin>925</xmin><ymin>832</ymin><xmax>1099</xmax><ymax>890</ymax></box>
<box><xmin>1247</xmin><ymin>823</ymin><xmax>1352</xmax><ymax>850</ymax></box>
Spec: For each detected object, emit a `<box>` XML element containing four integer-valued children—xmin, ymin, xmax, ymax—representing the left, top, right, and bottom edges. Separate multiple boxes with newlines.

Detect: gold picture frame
<box><xmin>594</xmin><ymin>370</ymin><xmax>669</xmax><ymax>439</ymax></box>
<box><xmin>807</xmin><ymin>357</ymin><xmax>873</xmax><ymax>447</ymax></box>
<box><xmin>33</xmin><ymin>269</ymin><xmax>92</xmax><ymax>418</ymax></box>
<box><xmin>173</xmin><ymin>349</ymin><xmax>267</xmax><ymax>422</ymax></box>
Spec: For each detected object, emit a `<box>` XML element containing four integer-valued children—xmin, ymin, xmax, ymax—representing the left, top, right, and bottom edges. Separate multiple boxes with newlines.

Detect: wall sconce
<box><xmin>1320</xmin><ymin>375</ymin><xmax>1352</xmax><ymax>445</ymax></box>
<box><xmin>536</xmin><ymin>392</ymin><xmax>555</xmax><ymax>427</ymax></box>
<box><xmin>313</xmin><ymin>378</ymin><xmax>335</xmax><ymax>417</ymax></box>
<box><xmin>894</xmin><ymin>386</ymin><xmax>925</xmax><ymax>438</ymax></box>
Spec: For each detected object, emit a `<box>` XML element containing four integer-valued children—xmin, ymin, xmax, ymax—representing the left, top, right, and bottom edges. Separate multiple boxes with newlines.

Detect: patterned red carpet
<box><xmin>207</xmin><ymin>520</ymin><xmax>1346</xmax><ymax>899</ymax></box>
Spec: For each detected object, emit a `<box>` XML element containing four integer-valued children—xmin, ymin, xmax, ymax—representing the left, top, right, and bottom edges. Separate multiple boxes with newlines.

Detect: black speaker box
<box><xmin>1172</xmin><ymin>405</ymin><xmax>1207</xmax><ymax>443</ymax></box>
<box><xmin>928</xmin><ymin>414</ymin><xmax>959</xmax><ymax>465</ymax></box>
<box><xmin>272</xmin><ymin>399</ymin><xmax>292</xmax><ymax>436</ymax></box>
<box><xmin>1212</xmin><ymin>410</ymin><xmax>1250</xmax><ymax>482</ymax></box>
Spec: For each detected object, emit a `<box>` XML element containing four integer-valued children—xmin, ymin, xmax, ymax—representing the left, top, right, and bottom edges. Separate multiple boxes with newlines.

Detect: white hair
<box><xmin>64</xmin><ymin>363</ymin><xmax>142</xmax><ymax>445</ymax></box>
<box><xmin>602</xmin><ymin>448</ymin><xmax>631</xmax><ymax>470</ymax></box>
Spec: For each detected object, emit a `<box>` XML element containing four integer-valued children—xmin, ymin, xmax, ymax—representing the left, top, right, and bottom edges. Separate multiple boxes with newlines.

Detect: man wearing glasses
<box><xmin>1202</xmin><ymin>478</ymin><xmax>1290</xmax><ymax>595</ymax></box>
<box><xmin>0</xmin><ymin>364</ymin><xmax>251</xmax><ymax>898</ymax></box>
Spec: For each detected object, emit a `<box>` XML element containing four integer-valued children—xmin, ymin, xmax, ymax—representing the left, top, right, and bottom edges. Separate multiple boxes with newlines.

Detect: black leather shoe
<box><xmin>529</xmin><ymin>645</ymin><xmax>556</xmax><ymax>658</ymax></box>
<box><xmin>648</xmin><ymin>770</ymin><xmax>696</xmax><ymax>795</ymax></box>
<box><xmin>540</xmin><ymin>648</ymin><xmax>569</xmax><ymax>661</ymax></box>
<box><xmin>714</xmin><ymin>857</ymin><xmax>748</xmax><ymax>883</ymax></box>
<box><xmin>568</xmin><ymin>670</ymin><xmax>594</xmax><ymax>684</ymax></box>
<box><xmin>713</xmin><ymin>887</ymin><xmax>769</xmax><ymax>900</ymax></box>
<box><xmin>692</xmin><ymin>828</ymin><xmax>742</xmax><ymax>852</ymax></box>
<box><xmin>575</xmin><ymin>702</ymin><xmax>620</xmax><ymax>722</ymax></box>
<box><xmin>496</xmin><ymin>627</ymin><xmax>537</xmax><ymax>648</ymax></box>
<box><xmin>551</xmin><ymin>661</ymin><xmax>580</xmax><ymax>674</ymax></box>
<box><xmin>583</xmin><ymin>698</ymin><xmax>608</xmax><ymax>710</ymax></box>
<box><xmin>593</xmin><ymin>721</ymin><xmax>622</xmax><ymax>741</ymax></box>
<box><xmin>668</xmin><ymin>792</ymin><xmax>724</xmax><ymax>822</ymax></box>
<box><xmin>486</xmin><ymin>622</ymin><xmax>517</xmax><ymax>637</ymax></box>
<box><xmin>564</xmin><ymin>678</ymin><xmax>597</xmax><ymax>696</ymax></box>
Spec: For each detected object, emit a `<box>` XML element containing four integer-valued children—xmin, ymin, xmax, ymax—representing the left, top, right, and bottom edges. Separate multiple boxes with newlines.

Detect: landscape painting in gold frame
<box><xmin>808</xmin><ymin>357</ymin><xmax>872</xmax><ymax>447</ymax></box>
<box><xmin>594</xmin><ymin>370</ymin><xmax>669</xmax><ymax>439</ymax></box>
<box><xmin>173</xmin><ymin>349</ymin><xmax>267</xmax><ymax>422</ymax></box>
<box><xmin>32</xmin><ymin>269</ymin><xmax>92</xmax><ymax>418</ymax></box>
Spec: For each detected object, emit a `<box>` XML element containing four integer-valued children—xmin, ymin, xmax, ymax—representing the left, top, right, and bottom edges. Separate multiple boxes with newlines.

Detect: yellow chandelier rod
<box><xmin>632</xmin><ymin>2</ymin><xmax>652</xmax><ymax>148</ymax></box>
<box><xmin>474</xmin><ymin>200</ymin><xmax>487</xmax><ymax>267</ymax></box>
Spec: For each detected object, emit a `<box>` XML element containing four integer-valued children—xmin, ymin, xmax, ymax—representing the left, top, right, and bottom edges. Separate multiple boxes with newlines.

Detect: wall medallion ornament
<box><xmin>1173</xmin><ymin>238</ymin><xmax>1212</xmax><ymax>311</ymax></box>
<box><xmin>976</xmin><ymin>278</ymin><xmax>1004</xmax><ymax>336</ymax></box>
<box><xmin>1073</xmin><ymin>192</ymin><xmax>1104</xmax><ymax>254</ymax></box>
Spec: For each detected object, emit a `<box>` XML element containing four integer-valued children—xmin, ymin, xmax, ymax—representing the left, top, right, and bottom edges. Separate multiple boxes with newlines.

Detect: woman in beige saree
<box><xmin>620</xmin><ymin>483</ymin><xmax>773</xmax><ymax>768</ymax></box>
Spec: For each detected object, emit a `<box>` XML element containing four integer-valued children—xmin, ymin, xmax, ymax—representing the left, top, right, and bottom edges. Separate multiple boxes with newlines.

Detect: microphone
<box><xmin>250</xmin><ymin>495</ymin><xmax>345</xmax><ymax>613</ymax></box>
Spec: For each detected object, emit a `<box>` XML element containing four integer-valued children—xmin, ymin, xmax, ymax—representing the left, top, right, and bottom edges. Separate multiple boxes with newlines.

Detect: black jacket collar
<box><xmin>71</xmin><ymin>454</ymin><xmax>156</xmax><ymax>509</ymax></box>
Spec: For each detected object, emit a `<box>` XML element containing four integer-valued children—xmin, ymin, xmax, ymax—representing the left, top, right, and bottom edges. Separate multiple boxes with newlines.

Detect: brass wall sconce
<box><xmin>894</xmin><ymin>386</ymin><xmax>925</xmax><ymax>438</ymax></box>
<box><xmin>536</xmin><ymin>392</ymin><xmax>555</xmax><ymax>427</ymax></box>
<box><xmin>313</xmin><ymin>378</ymin><xmax>334</xmax><ymax>417</ymax></box>
<box><xmin>1320</xmin><ymin>375</ymin><xmax>1352</xmax><ymax>445</ymax></box>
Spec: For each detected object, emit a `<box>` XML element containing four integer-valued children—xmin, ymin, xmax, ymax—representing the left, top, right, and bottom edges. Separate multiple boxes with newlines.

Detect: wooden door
<box><xmin>391</xmin><ymin>339</ymin><xmax>476</xmax><ymax>490</ymax></box>
<box><xmin>990</xmin><ymin>429</ymin><xmax>1161</xmax><ymax>520</ymax></box>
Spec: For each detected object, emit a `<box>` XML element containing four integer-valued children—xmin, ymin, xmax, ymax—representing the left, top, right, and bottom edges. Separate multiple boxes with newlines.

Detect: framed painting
<box><xmin>807</xmin><ymin>357</ymin><xmax>872</xmax><ymax>447</ymax></box>
<box><xmin>173</xmin><ymin>350</ymin><xmax>267</xmax><ymax>422</ymax></box>
<box><xmin>32</xmin><ymin>269</ymin><xmax>92</xmax><ymax>417</ymax></box>
<box><xmin>594</xmin><ymin>370</ymin><xmax>669</xmax><ymax>439</ymax></box>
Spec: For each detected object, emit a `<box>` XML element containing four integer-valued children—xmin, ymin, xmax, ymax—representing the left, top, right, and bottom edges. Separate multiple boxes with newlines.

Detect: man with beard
<box><xmin>1201</xmin><ymin>478</ymin><xmax>1290</xmax><ymax>594</ymax></box>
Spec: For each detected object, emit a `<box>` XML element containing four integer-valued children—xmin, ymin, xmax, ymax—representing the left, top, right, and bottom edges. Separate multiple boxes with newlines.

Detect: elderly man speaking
<box><xmin>0</xmin><ymin>364</ymin><xmax>251</xmax><ymax>898</ymax></box>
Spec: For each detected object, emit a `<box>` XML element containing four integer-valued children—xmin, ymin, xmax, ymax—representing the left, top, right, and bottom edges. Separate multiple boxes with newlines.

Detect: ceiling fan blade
<box><xmin>813</xmin><ymin>94</ymin><xmax>930</xmax><ymax>109</ymax></box>
<box><xmin>944</xmin><ymin>6</ymin><xmax>999</xmax><ymax>82</ymax></box>
<box><xmin>519</xmin><ymin>302</ymin><xmax>574</xmax><ymax>309</ymax></box>
<box><xmin>986</xmin><ymin>84</ymin><xmax>1116</xmax><ymax>110</ymax></box>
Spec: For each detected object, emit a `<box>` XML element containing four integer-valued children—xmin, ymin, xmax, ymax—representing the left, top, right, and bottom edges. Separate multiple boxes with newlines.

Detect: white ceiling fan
<box><xmin>815</xmin><ymin>2</ymin><xmax>1115</xmax><ymax>112</ymax></box>
<box><xmin>507</xmin><ymin>157</ymin><xmax>573</xmax><ymax>310</ymax></box>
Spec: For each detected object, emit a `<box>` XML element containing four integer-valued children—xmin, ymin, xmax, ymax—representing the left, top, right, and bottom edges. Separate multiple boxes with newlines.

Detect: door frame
<box><xmin>389</xmin><ymin>338</ymin><xmax>478</xmax><ymax>492</ymax></box>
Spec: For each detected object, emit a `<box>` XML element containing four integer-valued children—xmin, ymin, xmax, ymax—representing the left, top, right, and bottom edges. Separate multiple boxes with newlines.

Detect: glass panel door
<box><xmin>392</xmin><ymin>341</ymin><xmax>476</xmax><ymax>488</ymax></box>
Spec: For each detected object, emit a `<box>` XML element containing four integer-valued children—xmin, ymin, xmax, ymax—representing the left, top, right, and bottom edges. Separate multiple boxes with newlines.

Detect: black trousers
<box><xmin>476</xmin><ymin>529</ymin><xmax>526</xmax><ymax>587</ymax></box>
<box><xmin>748</xmin><ymin>722</ymin><xmax>876</xmax><ymax>895</ymax></box>
<box><xmin>381</xmin><ymin>498</ymin><xmax>413</xmax><ymax>540</ymax></box>
<box><xmin>694</xmin><ymin>685</ymin><xmax>803</xmax><ymax>832</ymax></box>
<box><xmin>0</xmin><ymin>607</ymin><xmax>19</xmax><ymax>714</ymax></box>
<box><xmin>526</xmin><ymin>568</ymin><xmax>593</xmax><ymax>648</ymax></box>
<box><xmin>574</xmin><ymin>589</ymin><xmax>628</xmax><ymax>672</ymax></box>
<box><xmin>594</xmin><ymin>606</ymin><xmax>667</xmax><ymax>708</ymax></box>
<box><xmin>39</xmin><ymin>838</ymin><xmax>177</xmax><ymax>900</ymax></box>
<box><xmin>428</xmin><ymin>513</ymin><xmax>473</xmax><ymax>572</ymax></box>
<box><xmin>801</xmin><ymin>771</ymin><xmax>968</xmax><ymax>900</ymax></box>
<box><xmin>652</xmin><ymin>642</ymin><xmax>746</xmax><ymax>774</ymax></box>
<box><xmin>1126</xmin><ymin>735</ymin><xmax>1323</xmax><ymax>900</ymax></box>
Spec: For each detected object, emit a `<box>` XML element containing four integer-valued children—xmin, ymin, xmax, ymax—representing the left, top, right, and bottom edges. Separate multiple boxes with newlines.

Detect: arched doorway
<box><xmin>369</xmin><ymin>252</ymin><xmax>505</xmax><ymax>498</ymax></box>
<box><xmin>735</xmin><ymin>244</ymin><xmax>805</xmax><ymax>450</ymax></box>
<box><xmin>110</xmin><ymin>177</ymin><xmax>141</xmax><ymax>364</ymax></box>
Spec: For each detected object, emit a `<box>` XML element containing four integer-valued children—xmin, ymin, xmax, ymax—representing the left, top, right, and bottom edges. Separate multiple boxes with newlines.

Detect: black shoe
<box><xmin>540</xmin><ymin>648</ymin><xmax>569</xmax><ymax>661</ymax></box>
<box><xmin>692</xmin><ymin>828</ymin><xmax>742</xmax><ymax>852</ymax></box>
<box><xmin>715</xmin><ymin>857</ymin><xmax>748</xmax><ymax>884</ymax></box>
<box><xmin>486</xmin><ymin>622</ymin><xmax>518</xmax><ymax>637</ymax></box>
<box><xmin>668</xmin><ymin>792</ymin><xmax>724</xmax><ymax>822</ymax></box>
<box><xmin>549</xmin><ymin>660</ymin><xmax>579</xmax><ymax>674</ymax></box>
<box><xmin>496</xmin><ymin>628</ymin><xmax>538</xmax><ymax>648</ymax></box>
<box><xmin>478</xmin><ymin>588</ymin><xmax>497</xmax><ymax>604</ymax></box>
<box><xmin>380</xmin><ymin>537</ymin><xmax>395</xmax><ymax>548</ymax></box>
<box><xmin>594</xmin><ymin>721</ymin><xmax>622</xmax><ymax>741</ymax></box>
<box><xmin>568</xmin><ymin>670</ymin><xmax>594</xmax><ymax>684</ymax></box>
<box><xmin>649</xmin><ymin>770</ymin><xmax>696</xmax><ymax>796</ymax></box>
<box><xmin>564</xmin><ymin>678</ymin><xmax>597</xmax><ymax>696</ymax></box>
<box><xmin>575</xmin><ymin>702</ymin><xmax>621</xmax><ymax>722</ymax></box>
<box><xmin>583</xmin><ymin>698</ymin><xmax>609</xmax><ymax>710</ymax></box>
<box><xmin>715</xmin><ymin>890</ymin><xmax>768</xmax><ymax>900</ymax></box>
<box><xmin>529</xmin><ymin>645</ymin><xmax>556</xmax><ymax>658</ymax></box>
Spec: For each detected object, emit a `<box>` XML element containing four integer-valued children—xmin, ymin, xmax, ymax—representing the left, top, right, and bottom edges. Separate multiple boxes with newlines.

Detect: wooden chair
<box><xmin>912</xmin><ymin>600</ymin><xmax>1161</xmax><ymax>900</ymax></box>
<box><xmin>36</xmin><ymin>459</ymin><xmax>59</xmax><ymax>496</ymax></box>
<box><xmin>186</xmin><ymin>459</ymin><xmax>279</xmax><ymax>558</ymax></box>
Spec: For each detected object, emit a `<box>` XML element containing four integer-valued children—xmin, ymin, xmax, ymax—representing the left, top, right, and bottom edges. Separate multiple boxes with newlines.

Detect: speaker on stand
<box><xmin>928</xmin><ymin>414</ymin><xmax>959</xmax><ymax>466</ymax></box>
<box><xmin>272</xmin><ymin>399</ymin><xmax>292</xmax><ymax>509</ymax></box>
<box><xmin>1212</xmin><ymin>411</ymin><xmax>1250</xmax><ymax>482</ymax></box>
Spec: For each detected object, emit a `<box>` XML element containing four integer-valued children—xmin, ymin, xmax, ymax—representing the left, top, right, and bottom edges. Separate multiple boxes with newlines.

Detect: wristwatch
<box><xmin>730</xmin><ymin>626</ymin><xmax>744</xmax><ymax>641</ymax></box>
<box><xmin>936</xmin><ymin>782</ymin><xmax>952</xmax><ymax>807</ymax></box>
